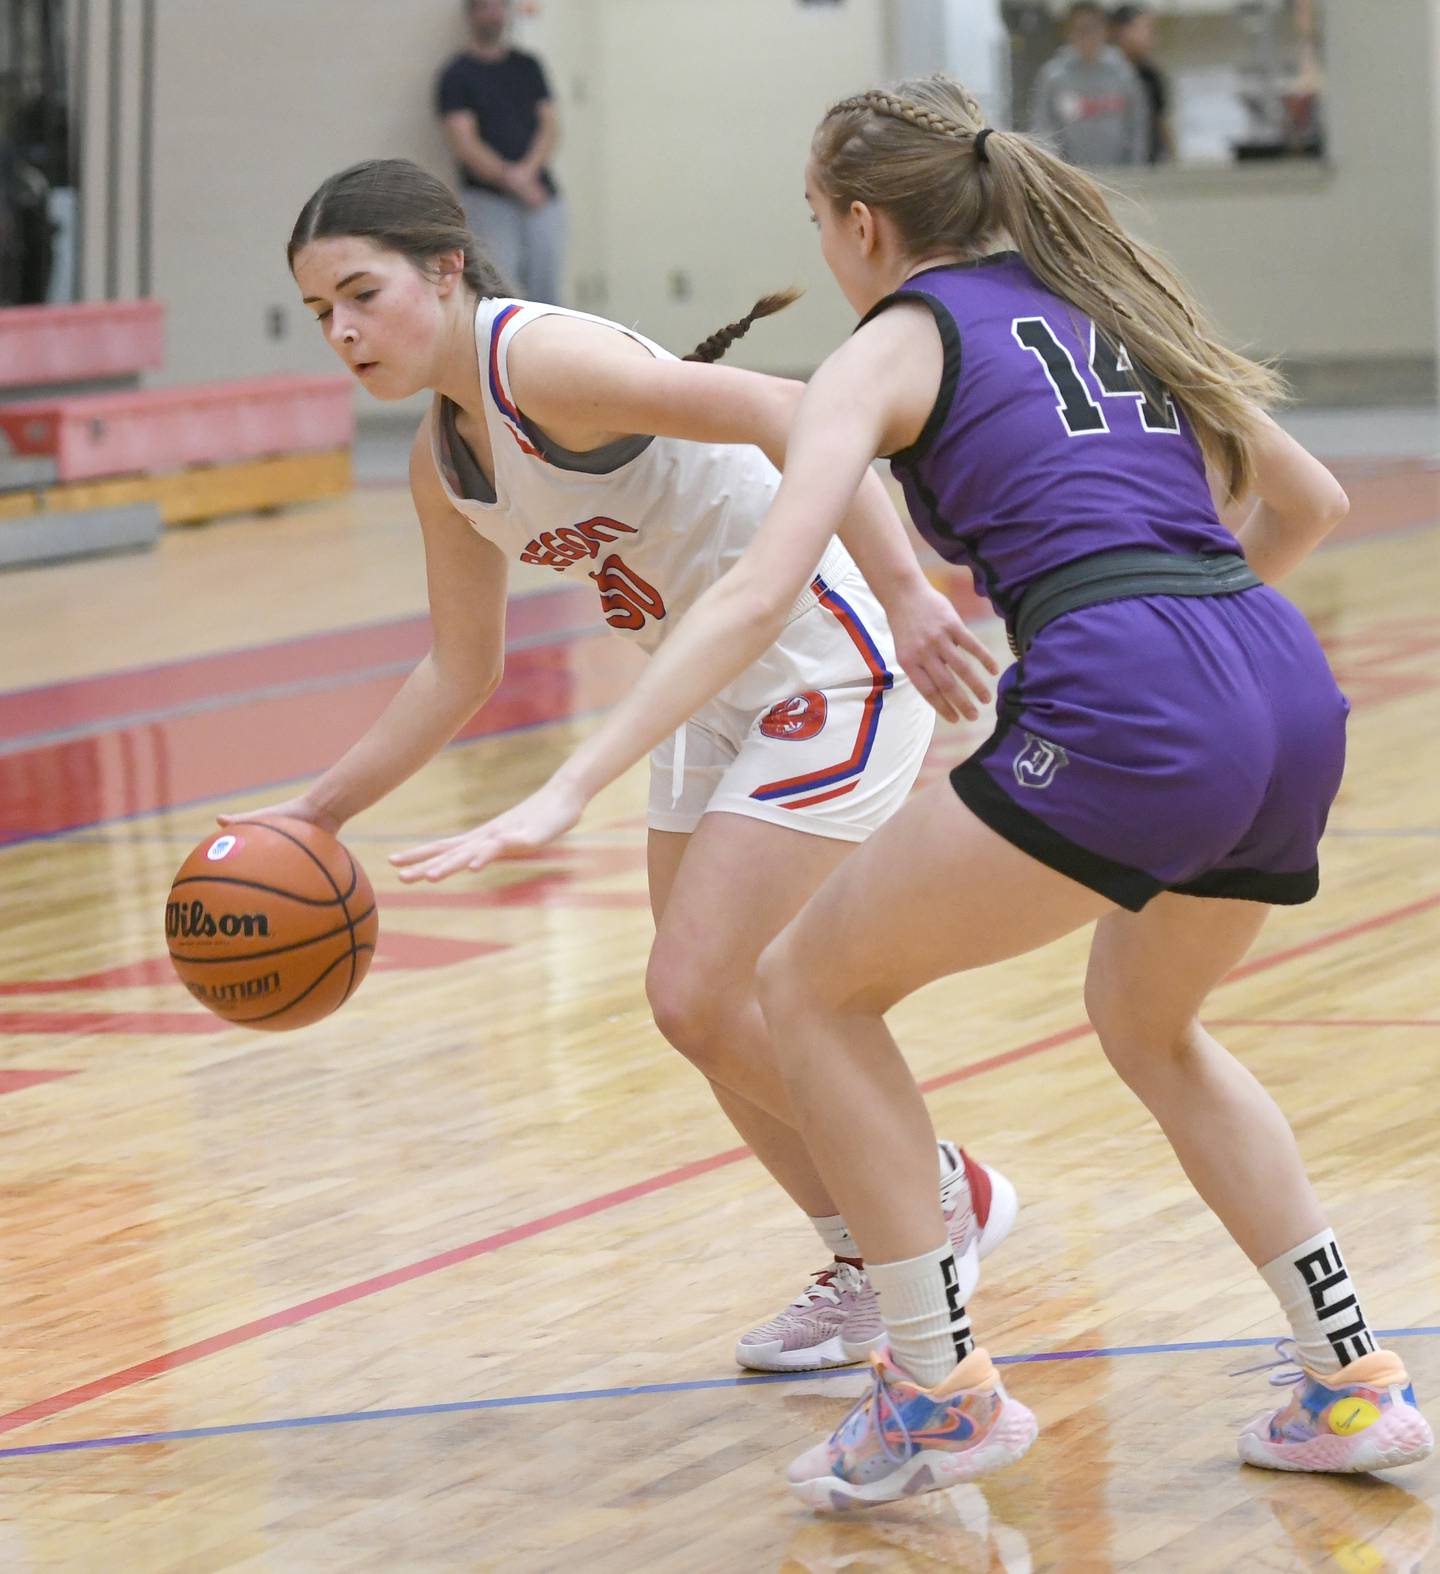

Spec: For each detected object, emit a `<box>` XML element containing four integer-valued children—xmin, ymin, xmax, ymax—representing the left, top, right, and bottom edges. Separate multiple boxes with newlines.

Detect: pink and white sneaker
<box><xmin>734</xmin><ymin>1260</ymin><xmax>874</xmax><ymax>1372</ymax></box>
<box><xmin>735</xmin><ymin>1146</ymin><xmax>1017</xmax><ymax>1372</ymax></box>
<box><xmin>1237</xmin><ymin>1339</ymin><xmax>1434</xmax><ymax>1473</ymax></box>
<box><xmin>787</xmin><ymin>1346</ymin><xmax>1038</xmax><ymax>1509</ymax></box>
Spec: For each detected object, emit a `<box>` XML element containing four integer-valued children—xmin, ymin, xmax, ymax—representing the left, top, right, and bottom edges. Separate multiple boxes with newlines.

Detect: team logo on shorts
<box><xmin>1013</xmin><ymin>732</ymin><xmax>1069</xmax><ymax>790</ymax></box>
<box><xmin>759</xmin><ymin>692</ymin><xmax>829</xmax><ymax>742</ymax></box>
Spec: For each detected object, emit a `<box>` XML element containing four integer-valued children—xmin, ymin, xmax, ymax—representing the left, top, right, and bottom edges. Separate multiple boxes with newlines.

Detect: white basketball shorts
<box><xmin>647</xmin><ymin>569</ymin><xmax>935</xmax><ymax>842</ymax></box>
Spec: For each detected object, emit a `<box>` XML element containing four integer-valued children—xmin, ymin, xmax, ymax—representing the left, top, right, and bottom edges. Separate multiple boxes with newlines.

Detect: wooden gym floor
<box><xmin>0</xmin><ymin>432</ymin><xmax>1437</xmax><ymax>1572</ymax></box>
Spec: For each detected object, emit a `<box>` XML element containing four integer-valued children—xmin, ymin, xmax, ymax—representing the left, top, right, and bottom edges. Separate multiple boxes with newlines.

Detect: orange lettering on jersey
<box><xmin>520</xmin><ymin>516</ymin><xmax>638</xmax><ymax>572</ymax></box>
<box><xmin>590</xmin><ymin>554</ymin><xmax>666</xmax><ymax>632</ymax></box>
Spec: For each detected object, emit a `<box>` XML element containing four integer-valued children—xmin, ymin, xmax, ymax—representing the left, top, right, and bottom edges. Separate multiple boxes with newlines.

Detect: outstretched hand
<box><xmin>389</xmin><ymin>777</ymin><xmax>587</xmax><ymax>883</ymax></box>
<box><xmin>888</xmin><ymin>580</ymin><xmax>1002</xmax><ymax>724</ymax></box>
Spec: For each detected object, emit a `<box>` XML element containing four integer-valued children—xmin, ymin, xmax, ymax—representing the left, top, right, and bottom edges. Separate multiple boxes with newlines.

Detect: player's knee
<box><xmin>1086</xmin><ymin>975</ymin><xmax>1198</xmax><ymax>1082</ymax></box>
<box><xmin>645</xmin><ymin>953</ymin><xmax>726</xmax><ymax>1060</ymax></box>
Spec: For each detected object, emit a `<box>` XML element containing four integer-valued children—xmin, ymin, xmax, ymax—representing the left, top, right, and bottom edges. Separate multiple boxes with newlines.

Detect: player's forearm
<box><xmin>1236</xmin><ymin>499</ymin><xmax>1346</xmax><ymax>583</ymax></box>
<box><xmin>551</xmin><ymin>571</ymin><xmax>790</xmax><ymax>803</ymax></box>
<box><xmin>835</xmin><ymin>469</ymin><xmax>931</xmax><ymax>606</ymax></box>
<box><xmin>303</xmin><ymin>655</ymin><xmax>499</xmax><ymax>827</ymax></box>
<box><xmin>1232</xmin><ymin>416</ymin><xmax>1350</xmax><ymax>582</ymax></box>
<box><xmin>551</xmin><ymin>418</ymin><xmax>873</xmax><ymax>803</ymax></box>
<box><xmin>748</xmin><ymin>381</ymin><xmax>928</xmax><ymax>606</ymax></box>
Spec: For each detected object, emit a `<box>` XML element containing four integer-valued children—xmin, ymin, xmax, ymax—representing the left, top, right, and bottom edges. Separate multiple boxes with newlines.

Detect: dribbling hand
<box><xmin>390</xmin><ymin>778</ymin><xmax>586</xmax><ymax>883</ymax></box>
<box><xmin>217</xmin><ymin>798</ymin><xmax>340</xmax><ymax>835</ymax></box>
<box><xmin>887</xmin><ymin>580</ymin><xmax>1001</xmax><ymax>725</ymax></box>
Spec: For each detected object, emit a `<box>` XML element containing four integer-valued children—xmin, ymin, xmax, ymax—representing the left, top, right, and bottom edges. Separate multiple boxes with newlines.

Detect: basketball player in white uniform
<box><xmin>231</xmin><ymin>158</ymin><xmax>1009</xmax><ymax>1372</ymax></box>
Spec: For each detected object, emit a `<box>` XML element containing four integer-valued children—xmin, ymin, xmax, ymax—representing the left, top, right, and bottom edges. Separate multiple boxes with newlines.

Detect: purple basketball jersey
<box><xmin>868</xmin><ymin>254</ymin><xmax>1239</xmax><ymax>621</ymax></box>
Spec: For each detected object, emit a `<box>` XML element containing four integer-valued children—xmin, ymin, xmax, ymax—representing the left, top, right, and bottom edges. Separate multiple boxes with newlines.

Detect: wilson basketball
<box><xmin>166</xmin><ymin>818</ymin><xmax>379</xmax><ymax>1030</ymax></box>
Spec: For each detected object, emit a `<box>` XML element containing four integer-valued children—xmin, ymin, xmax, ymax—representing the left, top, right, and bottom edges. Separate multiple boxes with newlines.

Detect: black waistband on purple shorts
<box><xmin>1009</xmin><ymin>549</ymin><xmax>1262</xmax><ymax>657</ymax></box>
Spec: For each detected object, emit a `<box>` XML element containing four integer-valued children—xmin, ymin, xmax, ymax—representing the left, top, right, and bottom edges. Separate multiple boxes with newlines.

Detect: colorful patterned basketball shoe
<box><xmin>787</xmin><ymin>1346</ymin><xmax>1038</xmax><ymax>1509</ymax></box>
<box><xmin>1237</xmin><ymin>1339</ymin><xmax>1434</xmax><ymax>1473</ymax></box>
<box><xmin>734</xmin><ymin>1148</ymin><xmax>1016</xmax><ymax>1372</ymax></box>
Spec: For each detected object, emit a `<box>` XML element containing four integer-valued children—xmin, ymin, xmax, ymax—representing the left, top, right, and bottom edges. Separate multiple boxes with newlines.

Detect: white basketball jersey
<box><xmin>428</xmin><ymin>298</ymin><xmax>855</xmax><ymax>667</ymax></box>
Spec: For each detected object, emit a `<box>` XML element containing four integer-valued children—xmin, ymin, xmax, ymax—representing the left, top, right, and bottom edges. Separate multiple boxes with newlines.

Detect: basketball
<box><xmin>166</xmin><ymin>818</ymin><xmax>379</xmax><ymax>1030</ymax></box>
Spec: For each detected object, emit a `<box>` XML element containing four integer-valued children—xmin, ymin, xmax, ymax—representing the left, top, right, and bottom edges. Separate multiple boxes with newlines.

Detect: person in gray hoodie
<box><xmin>1029</xmin><ymin>1</ymin><xmax>1148</xmax><ymax>167</ymax></box>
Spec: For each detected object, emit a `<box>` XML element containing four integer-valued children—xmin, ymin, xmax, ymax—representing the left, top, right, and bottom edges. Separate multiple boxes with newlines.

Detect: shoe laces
<box><xmin>792</xmin><ymin>1260</ymin><xmax>866</xmax><ymax>1310</ymax></box>
<box><xmin>1230</xmin><ymin>1337</ymin><xmax>1306</xmax><ymax>1387</ymax></box>
<box><xmin>858</xmin><ymin>1360</ymin><xmax>914</xmax><ymax>1466</ymax></box>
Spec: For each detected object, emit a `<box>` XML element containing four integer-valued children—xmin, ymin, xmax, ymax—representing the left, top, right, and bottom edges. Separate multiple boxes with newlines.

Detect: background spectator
<box><xmin>1111</xmin><ymin>4</ymin><xmax>1171</xmax><ymax>163</ymax></box>
<box><xmin>436</xmin><ymin>0</ymin><xmax>565</xmax><ymax>303</ymax></box>
<box><xmin>1029</xmin><ymin>1</ymin><xmax>1148</xmax><ymax>168</ymax></box>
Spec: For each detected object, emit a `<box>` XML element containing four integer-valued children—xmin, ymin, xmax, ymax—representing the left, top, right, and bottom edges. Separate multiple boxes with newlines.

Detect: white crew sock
<box><xmin>868</xmin><ymin>1241</ymin><xmax>976</xmax><ymax>1387</ymax></box>
<box><xmin>1260</xmin><ymin>1227</ymin><xmax>1377</xmax><ymax>1373</ymax></box>
<box><xmin>808</xmin><ymin>1143</ymin><xmax>960</xmax><ymax>1268</ymax></box>
<box><xmin>809</xmin><ymin>1214</ymin><xmax>861</xmax><ymax>1263</ymax></box>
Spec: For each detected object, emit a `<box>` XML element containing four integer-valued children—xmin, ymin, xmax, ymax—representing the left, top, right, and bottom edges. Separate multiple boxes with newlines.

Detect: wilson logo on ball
<box><xmin>166</xmin><ymin>899</ymin><xmax>271</xmax><ymax>941</ymax></box>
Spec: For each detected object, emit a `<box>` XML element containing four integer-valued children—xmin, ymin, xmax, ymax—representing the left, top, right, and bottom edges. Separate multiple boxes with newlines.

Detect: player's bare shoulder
<box><xmin>508</xmin><ymin>312</ymin><xmax>655</xmax><ymax>448</ymax></box>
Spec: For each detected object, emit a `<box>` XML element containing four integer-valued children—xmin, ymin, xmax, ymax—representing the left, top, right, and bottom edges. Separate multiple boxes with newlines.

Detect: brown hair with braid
<box><xmin>811</xmin><ymin>76</ymin><xmax>1283</xmax><ymax>496</ymax></box>
<box><xmin>685</xmin><ymin>288</ymin><xmax>802</xmax><ymax>363</ymax></box>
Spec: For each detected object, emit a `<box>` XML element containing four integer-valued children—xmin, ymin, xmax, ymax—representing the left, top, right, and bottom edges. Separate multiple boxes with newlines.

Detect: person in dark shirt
<box><xmin>1111</xmin><ymin>3</ymin><xmax>1172</xmax><ymax>163</ymax></box>
<box><xmin>436</xmin><ymin>0</ymin><xmax>565</xmax><ymax>302</ymax></box>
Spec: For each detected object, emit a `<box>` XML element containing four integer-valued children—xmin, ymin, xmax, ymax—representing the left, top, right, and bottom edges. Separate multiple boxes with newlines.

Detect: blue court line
<box><xmin>4</xmin><ymin>1327</ymin><xmax>1437</xmax><ymax>1461</ymax></box>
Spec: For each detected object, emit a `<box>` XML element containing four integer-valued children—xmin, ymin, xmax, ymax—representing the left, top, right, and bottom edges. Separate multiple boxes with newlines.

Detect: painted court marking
<box><xmin>2</xmin><ymin>1328</ymin><xmax>1437</xmax><ymax>1461</ymax></box>
<box><xmin>1</xmin><ymin>887</ymin><xmax>1434</xmax><ymax>1441</ymax></box>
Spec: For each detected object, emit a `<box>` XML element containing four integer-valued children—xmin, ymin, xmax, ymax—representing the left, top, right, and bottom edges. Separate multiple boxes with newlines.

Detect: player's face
<box><xmin>293</xmin><ymin>236</ymin><xmax>450</xmax><ymax>401</ymax></box>
<box><xmin>805</xmin><ymin>161</ymin><xmax>877</xmax><ymax>315</ymax></box>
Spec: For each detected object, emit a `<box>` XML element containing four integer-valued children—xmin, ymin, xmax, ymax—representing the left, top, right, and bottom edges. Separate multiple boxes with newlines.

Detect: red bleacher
<box><xmin>0</xmin><ymin>374</ymin><xmax>355</xmax><ymax>481</ymax></box>
<box><xmin>0</xmin><ymin>299</ymin><xmax>166</xmax><ymax>388</ymax></box>
<box><xmin>0</xmin><ymin>300</ymin><xmax>355</xmax><ymax>556</ymax></box>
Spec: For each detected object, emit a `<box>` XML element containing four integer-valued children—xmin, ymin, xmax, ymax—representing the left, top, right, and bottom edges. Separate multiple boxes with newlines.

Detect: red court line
<box><xmin>0</xmin><ymin>1011</ymin><xmax>221</xmax><ymax>1036</ymax></box>
<box><xmin>1226</xmin><ymin>892</ymin><xmax>1440</xmax><ymax>982</ymax></box>
<box><xmin>1</xmin><ymin>885</ymin><xmax>1432</xmax><ymax>1440</ymax></box>
<box><xmin>0</xmin><ymin>1069</ymin><xmax>74</xmax><ymax>1094</ymax></box>
<box><xmin>0</xmin><ymin>1147</ymin><xmax>744</xmax><ymax>1436</ymax></box>
<box><xmin>0</xmin><ymin>585</ymin><xmax>594</xmax><ymax>740</ymax></box>
<box><xmin>1</xmin><ymin>634</ymin><xmax>643</xmax><ymax>846</ymax></box>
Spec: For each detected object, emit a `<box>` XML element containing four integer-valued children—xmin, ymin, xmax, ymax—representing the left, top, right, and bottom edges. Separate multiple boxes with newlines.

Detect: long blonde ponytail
<box><xmin>812</xmin><ymin>77</ymin><xmax>1284</xmax><ymax>497</ymax></box>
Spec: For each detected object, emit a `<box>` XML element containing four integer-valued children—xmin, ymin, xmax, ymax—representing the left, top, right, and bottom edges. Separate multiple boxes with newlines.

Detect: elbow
<box><xmin>473</xmin><ymin>658</ymin><xmax>504</xmax><ymax>707</ymax></box>
<box><xmin>1327</xmin><ymin>482</ymin><xmax>1350</xmax><ymax>527</ymax></box>
<box><xmin>431</xmin><ymin>649</ymin><xmax>503</xmax><ymax>711</ymax></box>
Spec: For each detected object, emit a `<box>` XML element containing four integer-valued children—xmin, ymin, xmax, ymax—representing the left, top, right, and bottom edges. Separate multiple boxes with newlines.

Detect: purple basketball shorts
<box><xmin>950</xmin><ymin>586</ymin><xmax>1349</xmax><ymax>911</ymax></box>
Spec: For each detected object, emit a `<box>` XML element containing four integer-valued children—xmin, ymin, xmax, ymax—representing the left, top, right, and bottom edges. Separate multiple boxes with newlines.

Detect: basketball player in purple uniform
<box><xmin>398</xmin><ymin>77</ymin><xmax>1433</xmax><ymax>1504</ymax></box>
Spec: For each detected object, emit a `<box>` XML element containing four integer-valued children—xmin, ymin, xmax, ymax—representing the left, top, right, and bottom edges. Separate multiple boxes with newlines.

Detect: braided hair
<box><xmin>812</xmin><ymin>77</ymin><xmax>1282</xmax><ymax>496</ymax></box>
<box><xmin>684</xmin><ymin>288</ymin><xmax>802</xmax><ymax>363</ymax></box>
